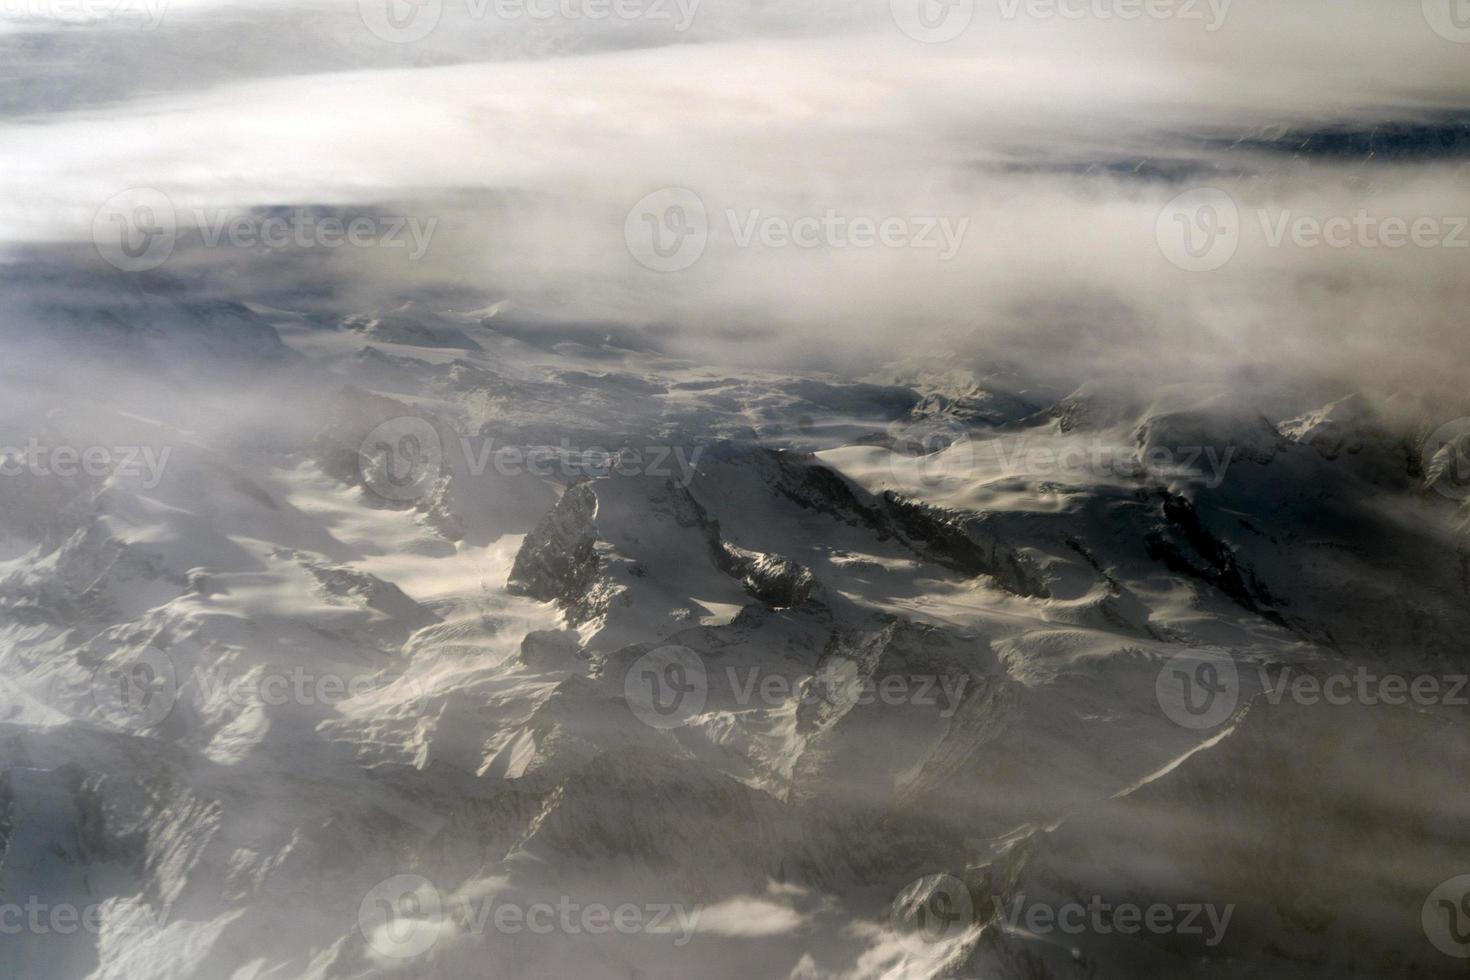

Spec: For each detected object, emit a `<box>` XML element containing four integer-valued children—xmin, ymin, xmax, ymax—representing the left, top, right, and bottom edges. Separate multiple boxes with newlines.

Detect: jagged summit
<box><xmin>1</xmin><ymin>291</ymin><xmax>1467</xmax><ymax>979</ymax></box>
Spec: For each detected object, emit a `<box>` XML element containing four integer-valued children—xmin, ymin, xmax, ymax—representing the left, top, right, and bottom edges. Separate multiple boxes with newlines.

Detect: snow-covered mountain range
<box><xmin>2</xmin><ymin>264</ymin><xmax>1468</xmax><ymax>978</ymax></box>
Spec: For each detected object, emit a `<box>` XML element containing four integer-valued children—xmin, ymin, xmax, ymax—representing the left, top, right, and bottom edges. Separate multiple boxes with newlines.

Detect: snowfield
<box><xmin>1</xmin><ymin>262</ymin><xmax>1468</xmax><ymax>978</ymax></box>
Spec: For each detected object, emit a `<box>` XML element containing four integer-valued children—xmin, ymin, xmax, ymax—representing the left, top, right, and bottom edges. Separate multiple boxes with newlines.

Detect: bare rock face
<box><xmin>518</xmin><ymin>629</ymin><xmax>583</xmax><ymax>670</ymax></box>
<box><xmin>6</xmin><ymin>259</ymin><xmax>1470</xmax><ymax>980</ymax></box>
<box><xmin>311</xmin><ymin>386</ymin><xmax>464</xmax><ymax>539</ymax></box>
<box><xmin>505</xmin><ymin>482</ymin><xmax>600</xmax><ymax>615</ymax></box>
<box><xmin>1046</xmin><ymin>382</ymin><xmax>1145</xmax><ymax>433</ymax></box>
<box><xmin>340</xmin><ymin>302</ymin><xmax>483</xmax><ymax>351</ymax></box>
<box><xmin>963</xmin><ymin>695</ymin><xmax>1470</xmax><ymax>979</ymax></box>
<box><xmin>1133</xmin><ymin>403</ymin><xmax>1286</xmax><ymax>468</ymax></box>
<box><xmin>713</xmin><ymin>543</ymin><xmax>815</xmax><ymax>608</ymax></box>
<box><xmin>506</xmin><ymin>474</ymin><xmax>819</xmax><ymax>639</ymax></box>
<box><xmin>297</xmin><ymin>555</ymin><xmax>440</xmax><ymax>640</ymax></box>
<box><xmin>1278</xmin><ymin>394</ymin><xmax>1419</xmax><ymax>489</ymax></box>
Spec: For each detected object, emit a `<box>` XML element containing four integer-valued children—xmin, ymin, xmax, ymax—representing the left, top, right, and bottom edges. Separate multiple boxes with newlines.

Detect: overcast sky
<box><xmin>4</xmin><ymin>0</ymin><xmax>1469</xmax><ymax>408</ymax></box>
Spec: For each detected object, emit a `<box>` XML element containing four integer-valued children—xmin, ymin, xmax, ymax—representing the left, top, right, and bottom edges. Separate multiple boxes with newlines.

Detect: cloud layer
<box><xmin>4</xmin><ymin>0</ymin><xmax>1470</xmax><ymax>412</ymax></box>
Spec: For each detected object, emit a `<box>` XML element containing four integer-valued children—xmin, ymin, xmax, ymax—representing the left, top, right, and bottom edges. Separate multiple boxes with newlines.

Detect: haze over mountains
<box><xmin>3</xmin><ymin>1</ymin><xmax>1470</xmax><ymax>977</ymax></box>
